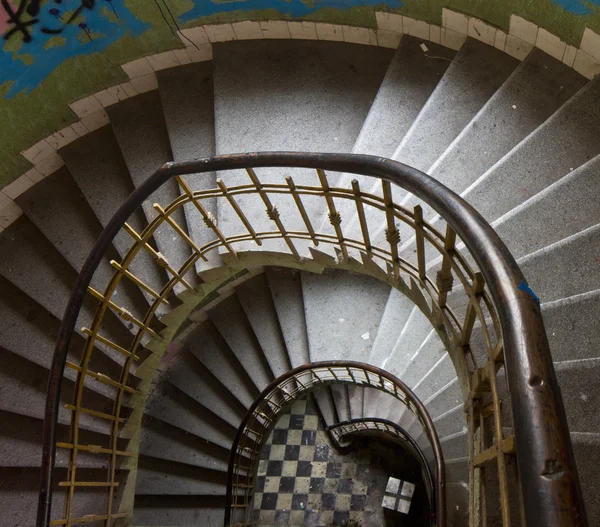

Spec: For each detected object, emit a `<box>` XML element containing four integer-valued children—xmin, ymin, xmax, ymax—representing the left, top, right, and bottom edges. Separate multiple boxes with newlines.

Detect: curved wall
<box><xmin>2</xmin><ymin>0</ymin><xmax>600</xmax><ymax>188</ymax></box>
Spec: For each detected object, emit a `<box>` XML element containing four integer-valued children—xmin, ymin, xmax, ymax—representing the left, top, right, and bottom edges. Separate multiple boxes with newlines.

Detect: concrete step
<box><xmin>518</xmin><ymin>223</ymin><xmax>600</xmax><ymax>303</ymax></box>
<box><xmin>60</xmin><ymin>126</ymin><xmax>167</xmax><ymax>305</ymax></box>
<box><xmin>0</xmin><ymin>467</ymin><xmax>118</xmax><ymax>527</ymax></box>
<box><xmin>311</xmin><ymin>386</ymin><xmax>338</xmax><ymax>429</ymax></box>
<box><xmin>430</xmin><ymin>405</ymin><xmax>466</xmax><ymax>440</ymax></box>
<box><xmin>542</xmin><ymin>289</ymin><xmax>600</xmax><ymax>362</ymax></box>
<box><xmin>236</xmin><ymin>273</ymin><xmax>291</xmax><ymax>378</ymax></box>
<box><xmin>144</xmin><ymin>382</ymin><xmax>237</xmax><ymax>452</ymax></box>
<box><xmin>208</xmin><ymin>293</ymin><xmax>274</xmax><ymax>393</ymax></box>
<box><xmin>157</xmin><ymin>62</ymin><xmax>224</xmax><ymax>279</ymax></box>
<box><xmin>0</xmin><ymin>275</ymin><xmax>140</xmax><ymax>403</ymax></box>
<box><xmin>412</xmin><ymin>353</ymin><xmax>457</xmax><ymax>405</ymax></box>
<box><xmin>0</xmin><ymin>347</ymin><xmax>113</xmax><ymax>438</ymax></box>
<box><xmin>555</xmin><ymin>358</ymin><xmax>600</xmax><ymax>435</ymax></box>
<box><xmin>461</xmin><ymin>74</ymin><xmax>600</xmax><ymax>225</ymax></box>
<box><xmin>265</xmin><ymin>267</ymin><xmax>310</xmax><ymax>368</ymax></box>
<box><xmin>132</xmin><ymin>495</ymin><xmax>225</xmax><ymax>526</ymax></box>
<box><xmin>405</xmin><ymin>48</ymin><xmax>585</xmax><ymax>226</ymax></box>
<box><xmin>331</xmin><ymin>384</ymin><xmax>351</xmax><ymax>422</ymax></box>
<box><xmin>422</xmin><ymin>377</ymin><xmax>463</xmax><ymax>421</ymax></box>
<box><xmin>348</xmin><ymin>385</ymin><xmax>364</xmax><ymax>420</ymax></box>
<box><xmin>107</xmin><ymin>91</ymin><xmax>196</xmax><ymax>295</ymax></box>
<box><xmin>446</xmin><ymin>482</ymin><xmax>469</xmax><ymax>526</ymax></box>
<box><xmin>492</xmin><ymin>154</ymin><xmax>600</xmax><ymax>260</ymax></box>
<box><xmin>399</xmin><ymin>330</ymin><xmax>448</xmax><ymax>388</ymax></box>
<box><xmin>393</xmin><ymin>38</ymin><xmax>518</xmax><ymax>173</ymax></box>
<box><xmin>445</xmin><ymin>457</ymin><xmax>468</xmax><ymax>485</ymax></box>
<box><xmin>135</xmin><ymin>456</ymin><xmax>227</xmax><ymax>496</ymax></box>
<box><xmin>186</xmin><ymin>320</ymin><xmax>259</xmax><ymax>409</ymax></box>
<box><xmin>157</xmin><ymin>348</ymin><xmax>248</xmax><ymax>430</ymax></box>
<box><xmin>301</xmin><ymin>269</ymin><xmax>389</xmax><ymax>422</ymax></box>
<box><xmin>571</xmin><ymin>432</ymin><xmax>600</xmax><ymax>521</ymax></box>
<box><xmin>0</xmin><ymin>217</ymin><xmax>140</xmax><ymax>371</ymax></box>
<box><xmin>423</xmin><ymin>431</ymin><xmax>468</xmax><ymax>462</ymax></box>
<box><xmin>382</xmin><ymin>306</ymin><xmax>433</xmax><ymax>378</ymax></box>
<box><xmin>15</xmin><ymin>166</ymin><xmax>148</xmax><ymax>323</ymax></box>
<box><xmin>368</xmin><ymin>287</ymin><xmax>415</xmax><ymax>368</ymax></box>
<box><xmin>0</xmin><ymin>409</ymin><xmax>117</xmax><ymax>470</ymax></box>
<box><xmin>213</xmin><ymin>39</ymin><xmax>393</xmax><ymax>254</ymax></box>
<box><xmin>397</xmin><ymin>49</ymin><xmax>587</xmax><ymax>263</ymax></box>
<box><xmin>139</xmin><ymin>417</ymin><xmax>229</xmax><ymax>472</ymax></box>
<box><xmin>301</xmin><ymin>269</ymin><xmax>389</xmax><ymax>362</ymax></box>
<box><xmin>362</xmin><ymin>289</ymin><xmax>416</xmax><ymax>420</ymax></box>
<box><xmin>331</xmin><ymin>35</ymin><xmax>454</xmax><ymax>232</ymax></box>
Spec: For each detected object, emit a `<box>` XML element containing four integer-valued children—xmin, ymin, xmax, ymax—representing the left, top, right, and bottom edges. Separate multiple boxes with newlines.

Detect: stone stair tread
<box><xmin>158</xmin><ymin>348</ymin><xmax>248</xmax><ymax>430</ymax></box>
<box><xmin>571</xmin><ymin>432</ymin><xmax>600</xmax><ymax>521</ymax></box>
<box><xmin>0</xmin><ymin>217</ymin><xmax>137</xmax><ymax>367</ymax></box>
<box><xmin>139</xmin><ymin>421</ymin><xmax>229</xmax><ymax>473</ymax></box>
<box><xmin>15</xmin><ymin>166</ymin><xmax>148</xmax><ymax>323</ymax></box>
<box><xmin>187</xmin><ymin>320</ymin><xmax>259</xmax><ymax>409</ymax></box>
<box><xmin>418</xmin><ymin>48</ymin><xmax>585</xmax><ymax>219</ymax></box>
<box><xmin>144</xmin><ymin>383</ymin><xmax>236</xmax><ymax>452</ymax></box>
<box><xmin>398</xmin><ymin>330</ymin><xmax>448</xmax><ymax>388</ymax></box>
<box><xmin>382</xmin><ymin>306</ymin><xmax>433</xmax><ymax>377</ymax></box>
<box><xmin>59</xmin><ymin>126</ymin><xmax>166</xmax><ymax>302</ymax></box>
<box><xmin>492</xmin><ymin>154</ymin><xmax>600</xmax><ymax>260</ymax></box>
<box><xmin>430</xmin><ymin>405</ymin><xmax>466</xmax><ymax>446</ymax></box>
<box><xmin>554</xmin><ymin>358</ymin><xmax>600</xmax><ymax>435</ymax></box>
<box><xmin>518</xmin><ymin>223</ymin><xmax>600</xmax><ymax>303</ymax></box>
<box><xmin>208</xmin><ymin>293</ymin><xmax>274</xmax><ymax>392</ymax></box>
<box><xmin>157</xmin><ymin>62</ymin><xmax>223</xmax><ymax>277</ymax></box>
<box><xmin>332</xmin><ymin>34</ymin><xmax>455</xmax><ymax>227</ymax></box>
<box><xmin>301</xmin><ymin>270</ymin><xmax>389</xmax><ymax>362</ymax></box>
<box><xmin>135</xmin><ymin>458</ymin><xmax>227</xmax><ymax>496</ymax></box>
<box><xmin>107</xmin><ymin>91</ymin><xmax>194</xmax><ymax>290</ymax></box>
<box><xmin>423</xmin><ymin>377</ymin><xmax>463</xmax><ymax>421</ymax></box>
<box><xmin>301</xmin><ymin>269</ymin><xmax>389</xmax><ymax>422</ymax></box>
<box><xmin>236</xmin><ymin>273</ymin><xmax>291</xmax><ymax>378</ymax></box>
<box><xmin>0</xmin><ymin>276</ymin><xmax>127</xmax><ymax>386</ymax></box>
<box><xmin>393</xmin><ymin>38</ymin><xmax>519</xmax><ymax>173</ymax></box>
<box><xmin>265</xmin><ymin>267</ymin><xmax>310</xmax><ymax>368</ymax></box>
<box><xmin>412</xmin><ymin>353</ymin><xmax>457</xmax><ymax>404</ymax></box>
<box><xmin>132</xmin><ymin>496</ymin><xmax>225</xmax><ymax>527</ymax></box>
<box><xmin>462</xmin><ymin>74</ymin><xmax>600</xmax><ymax>225</ymax></box>
<box><xmin>368</xmin><ymin>287</ymin><xmax>416</xmax><ymax>367</ymax></box>
<box><xmin>213</xmin><ymin>39</ymin><xmax>393</xmax><ymax>254</ymax></box>
<box><xmin>542</xmin><ymin>289</ymin><xmax>600</xmax><ymax>362</ymax></box>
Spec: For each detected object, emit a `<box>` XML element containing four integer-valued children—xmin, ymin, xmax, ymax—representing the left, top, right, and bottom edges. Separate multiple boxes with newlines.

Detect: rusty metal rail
<box><xmin>36</xmin><ymin>152</ymin><xmax>586</xmax><ymax>527</ymax></box>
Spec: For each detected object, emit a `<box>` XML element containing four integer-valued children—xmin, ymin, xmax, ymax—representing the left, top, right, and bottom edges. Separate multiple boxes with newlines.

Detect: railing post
<box><xmin>414</xmin><ymin>205</ymin><xmax>426</xmax><ymax>281</ymax></box>
<box><xmin>317</xmin><ymin>169</ymin><xmax>348</xmax><ymax>260</ymax></box>
<box><xmin>437</xmin><ymin>224</ymin><xmax>456</xmax><ymax>308</ymax></box>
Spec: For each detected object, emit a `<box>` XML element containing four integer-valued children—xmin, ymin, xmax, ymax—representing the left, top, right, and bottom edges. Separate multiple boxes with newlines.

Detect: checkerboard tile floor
<box><xmin>251</xmin><ymin>397</ymin><xmax>389</xmax><ymax>526</ymax></box>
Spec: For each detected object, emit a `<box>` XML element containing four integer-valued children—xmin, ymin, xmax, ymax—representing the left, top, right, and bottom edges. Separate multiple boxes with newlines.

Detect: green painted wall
<box><xmin>1</xmin><ymin>0</ymin><xmax>599</xmax><ymax>187</ymax></box>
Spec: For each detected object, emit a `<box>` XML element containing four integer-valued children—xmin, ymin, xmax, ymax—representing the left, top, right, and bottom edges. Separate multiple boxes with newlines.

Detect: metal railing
<box><xmin>328</xmin><ymin>417</ymin><xmax>436</xmax><ymax>523</ymax></box>
<box><xmin>225</xmin><ymin>362</ymin><xmax>444</xmax><ymax>526</ymax></box>
<box><xmin>36</xmin><ymin>152</ymin><xmax>586</xmax><ymax>527</ymax></box>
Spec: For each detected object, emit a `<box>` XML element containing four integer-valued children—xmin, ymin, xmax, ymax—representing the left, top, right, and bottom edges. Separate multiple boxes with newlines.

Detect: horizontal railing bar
<box><xmin>474</xmin><ymin>436</ymin><xmax>516</xmax><ymax>467</ymax></box>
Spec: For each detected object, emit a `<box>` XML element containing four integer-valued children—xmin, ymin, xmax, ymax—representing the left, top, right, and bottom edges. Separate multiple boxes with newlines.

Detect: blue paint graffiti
<box><xmin>551</xmin><ymin>0</ymin><xmax>600</xmax><ymax>15</ymax></box>
<box><xmin>0</xmin><ymin>0</ymin><xmax>149</xmax><ymax>98</ymax></box>
<box><xmin>178</xmin><ymin>0</ymin><xmax>403</xmax><ymax>23</ymax></box>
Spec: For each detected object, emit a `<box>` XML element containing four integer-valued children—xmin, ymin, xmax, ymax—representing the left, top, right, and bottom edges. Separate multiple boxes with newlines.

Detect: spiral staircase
<box><xmin>1</xmin><ymin>32</ymin><xmax>599</xmax><ymax>527</ymax></box>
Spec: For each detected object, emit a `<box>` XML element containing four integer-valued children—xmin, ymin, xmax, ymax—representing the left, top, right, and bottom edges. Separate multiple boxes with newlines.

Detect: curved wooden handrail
<box><xmin>37</xmin><ymin>152</ymin><xmax>587</xmax><ymax>527</ymax></box>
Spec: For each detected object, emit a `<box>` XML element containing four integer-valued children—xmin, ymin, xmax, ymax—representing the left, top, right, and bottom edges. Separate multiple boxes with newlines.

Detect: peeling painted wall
<box><xmin>1</xmin><ymin>0</ymin><xmax>600</xmax><ymax>186</ymax></box>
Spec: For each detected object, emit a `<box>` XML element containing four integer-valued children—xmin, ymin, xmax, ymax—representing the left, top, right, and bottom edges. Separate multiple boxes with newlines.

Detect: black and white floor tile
<box><xmin>252</xmin><ymin>397</ymin><xmax>393</xmax><ymax>526</ymax></box>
